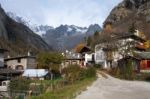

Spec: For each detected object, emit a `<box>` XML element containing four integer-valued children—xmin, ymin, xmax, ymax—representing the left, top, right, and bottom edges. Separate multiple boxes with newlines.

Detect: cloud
<box><xmin>0</xmin><ymin>0</ymin><xmax>122</xmax><ymax>27</ymax></box>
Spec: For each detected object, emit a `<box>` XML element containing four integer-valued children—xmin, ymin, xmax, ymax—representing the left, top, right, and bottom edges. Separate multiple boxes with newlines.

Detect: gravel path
<box><xmin>76</xmin><ymin>74</ymin><xmax>150</xmax><ymax>99</ymax></box>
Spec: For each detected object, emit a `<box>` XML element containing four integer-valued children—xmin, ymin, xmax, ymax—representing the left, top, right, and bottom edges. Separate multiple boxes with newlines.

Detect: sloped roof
<box><xmin>22</xmin><ymin>69</ymin><xmax>48</xmax><ymax>77</ymax></box>
<box><xmin>5</xmin><ymin>56</ymin><xmax>36</xmax><ymax>61</ymax></box>
<box><xmin>134</xmin><ymin>52</ymin><xmax>150</xmax><ymax>59</ymax></box>
<box><xmin>117</xmin><ymin>33</ymin><xmax>146</xmax><ymax>43</ymax></box>
<box><xmin>74</xmin><ymin>43</ymin><xmax>91</xmax><ymax>53</ymax></box>
<box><xmin>97</xmin><ymin>33</ymin><xmax>146</xmax><ymax>45</ymax></box>
<box><xmin>0</xmin><ymin>68</ymin><xmax>22</xmax><ymax>74</ymax></box>
<box><xmin>135</xmin><ymin>44</ymin><xmax>146</xmax><ymax>50</ymax></box>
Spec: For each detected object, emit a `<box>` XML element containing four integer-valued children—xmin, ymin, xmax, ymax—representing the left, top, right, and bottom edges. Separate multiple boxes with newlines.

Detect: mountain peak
<box><xmin>43</xmin><ymin>24</ymin><xmax>101</xmax><ymax>51</ymax></box>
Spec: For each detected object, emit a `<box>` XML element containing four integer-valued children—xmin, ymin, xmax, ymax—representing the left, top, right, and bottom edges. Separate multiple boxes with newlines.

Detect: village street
<box><xmin>76</xmin><ymin>73</ymin><xmax>150</xmax><ymax>99</ymax></box>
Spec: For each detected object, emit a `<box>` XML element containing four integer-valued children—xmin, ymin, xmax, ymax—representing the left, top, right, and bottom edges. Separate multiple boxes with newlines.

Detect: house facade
<box><xmin>62</xmin><ymin>51</ymin><xmax>84</xmax><ymax>68</ymax></box>
<box><xmin>5</xmin><ymin>56</ymin><xmax>36</xmax><ymax>71</ymax></box>
<box><xmin>62</xmin><ymin>46</ymin><xmax>92</xmax><ymax>68</ymax></box>
<box><xmin>95</xmin><ymin>30</ymin><xmax>146</xmax><ymax>69</ymax></box>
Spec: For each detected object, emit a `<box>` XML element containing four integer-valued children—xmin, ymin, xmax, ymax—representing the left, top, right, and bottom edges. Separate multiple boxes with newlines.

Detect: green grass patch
<box><xmin>31</xmin><ymin>77</ymin><xmax>96</xmax><ymax>99</ymax></box>
<box><xmin>134</xmin><ymin>73</ymin><xmax>150</xmax><ymax>82</ymax></box>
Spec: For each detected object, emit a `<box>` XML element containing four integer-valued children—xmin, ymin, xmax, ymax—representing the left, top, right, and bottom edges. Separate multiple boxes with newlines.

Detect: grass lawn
<box><xmin>134</xmin><ymin>73</ymin><xmax>150</xmax><ymax>82</ymax></box>
<box><xmin>31</xmin><ymin>77</ymin><xmax>96</xmax><ymax>99</ymax></box>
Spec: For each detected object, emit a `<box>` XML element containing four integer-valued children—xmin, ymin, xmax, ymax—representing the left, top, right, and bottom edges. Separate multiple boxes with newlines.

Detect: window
<box><xmin>17</xmin><ymin>59</ymin><xmax>21</xmax><ymax>63</ymax></box>
<box><xmin>8</xmin><ymin>66</ymin><xmax>11</xmax><ymax>69</ymax></box>
<box><xmin>2</xmin><ymin>82</ymin><xmax>6</xmax><ymax>86</ymax></box>
<box><xmin>15</xmin><ymin>65</ymin><xmax>24</xmax><ymax>70</ymax></box>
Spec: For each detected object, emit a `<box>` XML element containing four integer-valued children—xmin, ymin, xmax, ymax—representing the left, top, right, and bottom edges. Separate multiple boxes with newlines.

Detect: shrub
<box><xmin>85</xmin><ymin>67</ymin><xmax>96</xmax><ymax>78</ymax></box>
<box><xmin>110</xmin><ymin>59</ymin><xmax>135</xmax><ymax>80</ymax></box>
<box><xmin>62</xmin><ymin>65</ymin><xmax>82</xmax><ymax>83</ymax></box>
<box><xmin>9</xmin><ymin>77</ymin><xmax>31</xmax><ymax>91</ymax></box>
<box><xmin>93</xmin><ymin>64</ymin><xmax>102</xmax><ymax>69</ymax></box>
<box><xmin>62</xmin><ymin>65</ymin><xmax>96</xmax><ymax>83</ymax></box>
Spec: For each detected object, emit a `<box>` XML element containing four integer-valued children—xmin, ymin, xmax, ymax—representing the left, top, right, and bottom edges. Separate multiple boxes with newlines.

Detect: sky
<box><xmin>0</xmin><ymin>0</ymin><xmax>122</xmax><ymax>27</ymax></box>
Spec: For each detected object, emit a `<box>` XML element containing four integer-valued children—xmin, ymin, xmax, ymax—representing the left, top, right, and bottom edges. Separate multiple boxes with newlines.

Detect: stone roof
<box><xmin>4</xmin><ymin>56</ymin><xmax>36</xmax><ymax>61</ymax></box>
<box><xmin>117</xmin><ymin>33</ymin><xmax>146</xmax><ymax>43</ymax></box>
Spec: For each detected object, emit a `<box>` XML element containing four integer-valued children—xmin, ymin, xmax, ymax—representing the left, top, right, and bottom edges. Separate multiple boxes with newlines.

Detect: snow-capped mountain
<box><xmin>67</xmin><ymin>25</ymin><xmax>88</xmax><ymax>34</ymax></box>
<box><xmin>43</xmin><ymin>24</ymin><xmax>101</xmax><ymax>51</ymax></box>
<box><xmin>30</xmin><ymin>25</ymin><xmax>54</xmax><ymax>36</ymax></box>
<box><xmin>7</xmin><ymin>12</ymin><xmax>102</xmax><ymax>51</ymax></box>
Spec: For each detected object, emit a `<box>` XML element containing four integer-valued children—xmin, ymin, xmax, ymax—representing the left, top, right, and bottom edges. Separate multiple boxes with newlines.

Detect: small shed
<box><xmin>118</xmin><ymin>56</ymin><xmax>140</xmax><ymax>73</ymax></box>
<box><xmin>135</xmin><ymin>52</ymin><xmax>150</xmax><ymax>72</ymax></box>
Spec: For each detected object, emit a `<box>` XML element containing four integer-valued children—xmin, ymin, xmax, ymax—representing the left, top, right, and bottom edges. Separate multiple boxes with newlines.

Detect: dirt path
<box><xmin>76</xmin><ymin>73</ymin><xmax>150</xmax><ymax>99</ymax></box>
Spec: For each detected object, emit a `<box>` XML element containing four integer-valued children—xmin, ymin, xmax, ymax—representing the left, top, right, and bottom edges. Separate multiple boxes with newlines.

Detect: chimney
<box><xmin>135</xmin><ymin>29</ymin><xmax>139</xmax><ymax>36</ymax></box>
<box><xmin>28</xmin><ymin>51</ymin><xmax>31</xmax><ymax>56</ymax></box>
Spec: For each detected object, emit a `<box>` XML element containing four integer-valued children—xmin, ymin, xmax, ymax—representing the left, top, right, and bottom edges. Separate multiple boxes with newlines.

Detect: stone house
<box><xmin>95</xmin><ymin>30</ymin><xmax>146</xmax><ymax>69</ymax></box>
<box><xmin>5</xmin><ymin>55</ymin><xmax>36</xmax><ymax>71</ymax></box>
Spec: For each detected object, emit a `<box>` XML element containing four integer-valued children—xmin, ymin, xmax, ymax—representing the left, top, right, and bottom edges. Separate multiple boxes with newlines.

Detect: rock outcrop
<box><xmin>104</xmin><ymin>0</ymin><xmax>150</xmax><ymax>38</ymax></box>
<box><xmin>0</xmin><ymin>5</ymin><xmax>51</xmax><ymax>56</ymax></box>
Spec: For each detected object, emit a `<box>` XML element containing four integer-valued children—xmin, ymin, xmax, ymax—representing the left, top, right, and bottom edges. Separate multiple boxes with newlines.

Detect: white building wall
<box><xmin>95</xmin><ymin>48</ymin><xmax>107</xmax><ymax>68</ymax></box>
<box><xmin>85</xmin><ymin>53</ymin><xmax>93</xmax><ymax>64</ymax></box>
<box><xmin>6</xmin><ymin>58</ymin><xmax>27</xmax><ymax>70</ymax></box>
<box><xmin>95</xmin><ymin>49</ymin><xmax>105</xmax><ymax>62</ymax></box>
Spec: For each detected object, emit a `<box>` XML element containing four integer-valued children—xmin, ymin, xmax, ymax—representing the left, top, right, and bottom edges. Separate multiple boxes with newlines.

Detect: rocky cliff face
<box><xmin>104</xmin><ymin>0</ymin><xmax>150</xmax><ymax>38</ymax></box>
<box><xmin>0</xmin><ymin>5</ymin><xmax>51</xmax><ymax>56</ymax></box>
